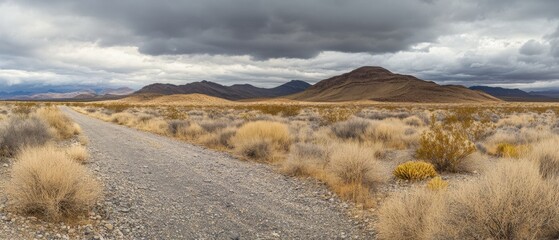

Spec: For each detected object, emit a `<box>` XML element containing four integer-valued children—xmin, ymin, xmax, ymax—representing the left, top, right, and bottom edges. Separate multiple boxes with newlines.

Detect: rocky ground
<box><xmin>0</xmin><ymin>107</ymin><xmax>373</xmax><ymax>239</ymax></box>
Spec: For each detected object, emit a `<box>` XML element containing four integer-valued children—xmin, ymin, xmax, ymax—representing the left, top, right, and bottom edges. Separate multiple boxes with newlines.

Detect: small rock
<box><xmin>105</xmin><ymin>223</ymin><xmax>114</xmax><ymax>231</ymax></box>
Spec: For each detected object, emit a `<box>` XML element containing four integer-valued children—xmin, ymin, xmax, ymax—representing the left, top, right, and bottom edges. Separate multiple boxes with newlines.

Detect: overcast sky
<box><xmin>1</xmin><ymin>0</ymin><xmax>559</xmax><ymax>91</ymax></box>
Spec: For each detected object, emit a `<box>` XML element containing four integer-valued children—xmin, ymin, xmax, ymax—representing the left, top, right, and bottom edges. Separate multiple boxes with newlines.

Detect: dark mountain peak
<box><xmin>135</xmin><ymin>79</ymin><xmax>311</xmax><ymax>100</ymax></box>
<box><xmin>281</xmin><ymin>80</ymin><xmax>311</xmax><ymax>88</ymax></box>
<box><xmin>348</xmin><ymin>66</ymin><xmax>393</xmax><ymax>76</ymax></box>
<box><xmin>231</xmin><ymin>83</ymin><xmax>255</xmax><ymax>87</ymax></box>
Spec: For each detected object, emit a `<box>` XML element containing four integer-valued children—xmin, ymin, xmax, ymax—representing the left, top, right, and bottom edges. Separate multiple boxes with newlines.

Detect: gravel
<box><xmin>55</xmin><ymin>106</ymin><xmax>371</xmax><ymax>239</ymax></box>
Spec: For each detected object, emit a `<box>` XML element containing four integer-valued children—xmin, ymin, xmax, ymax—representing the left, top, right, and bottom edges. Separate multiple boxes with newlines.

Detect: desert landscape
<box><xmin>2</xmin><ymin>1</ymin><xmax>559</xmax><ymax>239</ymax></box>
<box><xmin>0</xmin><ymin>66</ymin><xmax>558</xmax><ymax>239</ymax></box>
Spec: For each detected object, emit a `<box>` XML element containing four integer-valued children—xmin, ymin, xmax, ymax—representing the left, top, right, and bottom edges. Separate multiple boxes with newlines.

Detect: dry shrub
<box><xmin>176</xmin><ymin>123</ymin><xmax>205</xmax><ymax>139</ymax></box>
<box><xmin>200</xmin><ymin>127</ymin><xmax>237</xmax><ymax>149</ymax></box>
<box><xmin>366</xmin><ymin>118</ymin><xmax>416</xmax><ymax>149</ymax></box>
<box><xmin>6</xmin><ymin>145</ymin><xmax>101</xmax><ymax>221</ymax></box>
<box><xmin>376</xmin><ymin>189</ymin><xmax>444</xmax><ymax>240</ymax></box>
<box><xmin>110</xmin><ymin>112</ymin><xmax>135</xmax><ymax>125</ymax></box>
<box><xmin>328</xmin><ymin>143</ymin><xmax>386</xmax><ymax>187</ymax></box>
<box><xmin>137</xmin><ymin>118</ymin><xmax>169</xmax><ymax>134</ymax></box>
<box><xmin>403</xmin><ymin>115</ymin><xmax>424</xmax><ymax>127</ymax></box>
<box><xmin>65</xmin><ymin>145</ymin><xmax>89</xmax><ymax>164</ymax></box>
<box><xmin>35</xmin><ymin>107</ymin><xmax>81</xmax><ymax>139</ymax></box>
<box><xmin>167</xmin><ymin>120</ymin><xmax>189</xmax><ymax>136</ymax></box>
<box><xmin>238</xmin><ymin>140</ymin><xmax>271</xmax><ymax>160</ymax></box>
<box><xmin>377</xmin><ymin>160</ymin><xmax>559</xmax><ymax>240</ymax></box>
<box><xmin>426</xmin><ymin>176</ymin><xmax>448</xmax><ymax>191</ymax></box>
<box><xmin>393</xmin><ymin>161</ymin><xmax>437</xmax><ymax>181</ymax></box>
<box><xmin>334</xmin><ymin>182</ymin><xmax>375</xmax><ymax>208</ymax></box>
<box><xmin>232</xmin><ymin>121</ymin><xmax>291</xmax><ymax>161</ymax></box>
<box><xmin>436</xmin><ymin>160</ymin><xmax>559</xmax><ymax>239</ymax></box>
<box><xmin>330</xmin><ymin>118</ymin><xmax>370</xmax><ymax>140</ymax></box>
<box><xmin>318</xmin><ymin>107</ymin><xmax>359</xmax><ymax>124</ymax></box>
<box><xmin>416</xmin><ymin>122</ymin><xmax>475</xmax><ymax>172</ymax></box>
<box><xmin>525</xmin><ymin>137</ymin><xmax>559</xmax><ymax>178</ymax></box>
<box><xmin>199</xmin><ymin>120</ymin><xmax>227</xmax><ymax>133</ymax></box>
<box><xmin>496</xmin><ymin>114</ymin><xmax>535</xmax><ymax>128</ymax></box>
<box><xmin>0</xmin><ymin>116</ymin><xmax>53</xmax><ymax>156</ymax></box>
<box><xmin>281</xmin><ymin>143</ymin><xmax>329</xmax><ymax>176</ymax></box>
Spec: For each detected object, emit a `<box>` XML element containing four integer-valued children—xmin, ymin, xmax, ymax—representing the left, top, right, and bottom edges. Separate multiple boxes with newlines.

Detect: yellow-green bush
<box><xmin>416</xmin><ymin>122</ymin><xmax>476</xmax><ymax>172</ymax></box>
<box><xmin>495</xmin><ymin>143</ymin><xmax>526</xmax><ymax>158</ymax></box>
<box><xmin>427</xmin><ymin>176</ymin><xmax>448</xmax><ymax>191</ymax></box>
<box><xmin>393</xmin><ymin>161</ymin><xmax>437</xmax><ymax>181</ymax></box>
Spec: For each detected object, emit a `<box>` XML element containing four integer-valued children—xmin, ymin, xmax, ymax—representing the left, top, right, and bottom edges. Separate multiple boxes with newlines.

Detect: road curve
<box><xmin>61</xmin><ymin>107</ymin><xmax>367</xmax><ymax>239</ymax></box>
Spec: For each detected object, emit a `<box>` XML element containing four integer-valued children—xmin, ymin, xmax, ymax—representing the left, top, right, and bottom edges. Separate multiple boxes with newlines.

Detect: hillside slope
<box><xmin>290</xmin><ymin>67</ymin><xmax>500</xmax><ymax>102</ymax></box>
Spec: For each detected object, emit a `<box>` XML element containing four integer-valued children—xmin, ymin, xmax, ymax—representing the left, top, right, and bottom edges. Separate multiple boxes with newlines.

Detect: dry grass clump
<box><xmin>436</xmin><ymin>160</ymin><xmax>559</xmax><ymax>239</ymax></box>
<box><xmin>524</xmin><ymin>137</ymin><xmax>559</xmax><ymax>178</ymax></box>
<box><xmin>366</xmin><ymin>118</ymin><xmax>417</xmax><ymax>149</ymax></box>
<box><xmin>35</xmin><ymin>107</ymin><xmax>81</xmax><ymax>139</ymax></box>
<box><xmin>330</xmin><ymin>118</ymin><xmax>369</xmax><ymax>141</ymax></box>
<box><xmin>137</xmin><ymin>118</ymin><xmax>169</xmax><ymax>134</ymax></box>
<box><xmin>403</xmin><ymin>115</ymin><xmax>424</xmax><ymax>127</ymax></box>
<box><xmin>199</xmin><ymin>127</ymin><xmax>237</xmax><ymax>149</ymax></box>
<box><xmin>6</xmin><ymin>145</ymin><xmax>101</xmax><ymax>221</ymax></box>
<box><xmin>232</xmin><ymin>121</ymin><xmax>291</xmax><ymax>161</ymax></box>
<box><xmin>281</xmin><ymin>143</ymin><xmax>329</xmax><ymax>177</ymax></box>
<box><xmin>329</xmin><ymin>143</ymin><xmax>386</xmax><ymax>187</ymax></box>
<box><xmin>376</xmin><ymin>189</ymin><xmax>444</xmax><ymax>240</ymax></box>
<box><xmin>0</xmin><ymin>116</ymin><xmax>53</xmax><ymax>156</ymax></box>
<box><xmin>199</xmin><ymin>120</ymin><xmax>227</xmax><ymax>133</ymax></box>
<box><xmin>318</xmin><ymin>107</ymin><xmax>359</xmax><ymax>124</ymax></box>
<box><xmin>65</xmin><ymin>145</ymin><xmax>89</xmax><ymax>163</ymax></box>
<box><xmin>416</xmin><ymin>122</ymin><xmax>475</xmax><ymax>172</ymax></box>
<box><xmin>110</xmin><ymin>112</ymin><xmax>135</xmax><ymax>125</ymax></box>
<box><xmin>393</xmin><ymin>161</ymin><xmax>437</xmax><ymax>181</ymax></box>
<box><xmin>167</xmin><ymin>120</ymin><xmax>189</xmax><ymax>136</ymax></box>
<box><xmin>496</xmin><ymin>113</ymin><xmax>535</xmax><ymax>128</ymax></box>
<box><xmin>176</xmin><ymin>122</ymin><xmax>205</xmax><ymax>139</ymax></box>
<box><xmin>426</xmin><ymin>176</ymin><xmax>448</xmax><ymax>191</ymax></box>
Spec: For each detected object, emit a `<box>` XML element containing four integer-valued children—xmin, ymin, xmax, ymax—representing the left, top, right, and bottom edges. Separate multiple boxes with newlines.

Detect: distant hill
<box><xmin>289</xmin><ymin>66</ymin><xmax>499</xmax><ymax>102</ymax></box>
<box><xmin>469</xmin><ymin>86</ymin><xmax>558</xmax><ymax>102</ymax></box>
<box><xmin>529</xmin><ymin>90</ymin><xmax>559</xmax><ymax>99</ymax></box>
<box><xmin>114</xmin><ymin>93</ymin><xmax>233</xmax><ymax>105</ymax></box>
<box><xmin>135</xmin><ymin>80</ymin><xmax>311</xmax><ymax>100</ymax></box>
<box><xmin>0</xmin><ymin>87</ymin><xmax>135</xmax><ymax>100</ymax></box>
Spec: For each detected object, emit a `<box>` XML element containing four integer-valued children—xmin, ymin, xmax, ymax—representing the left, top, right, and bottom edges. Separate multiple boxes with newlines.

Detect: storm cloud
<box><xmin>1</xmin><ymin>0</ymin><xmax>559</xmax><ymax>90</ymax></box>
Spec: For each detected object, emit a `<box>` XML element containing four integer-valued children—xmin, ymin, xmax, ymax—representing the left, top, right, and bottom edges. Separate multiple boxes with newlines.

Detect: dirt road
<box><xmin>61</xmin><ymin>107</ymin><xmax>368</xmax><ymax>239</ymax></box>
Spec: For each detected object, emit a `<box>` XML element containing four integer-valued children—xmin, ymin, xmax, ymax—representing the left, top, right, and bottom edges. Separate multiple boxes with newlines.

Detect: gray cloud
<box><xmin>519</xmin><ymin>40</ymin><xmax>546</xmax><ymax>56</ymax></box>
<box><xmin>1</xmin><ymin>0</ymin><xmax>559</xmax><ymax>91</ymax></box>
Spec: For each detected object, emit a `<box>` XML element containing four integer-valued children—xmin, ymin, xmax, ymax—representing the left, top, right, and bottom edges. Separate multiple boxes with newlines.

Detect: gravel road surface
<box><xmin>61</xmin><ymin>107</ymin><xmax>368</xmax><ymax>239</ymax></box>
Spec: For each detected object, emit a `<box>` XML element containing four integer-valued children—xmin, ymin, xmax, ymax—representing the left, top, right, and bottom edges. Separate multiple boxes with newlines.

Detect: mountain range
<box><xmin>4</xmin><ymin>66</ymin><xmax>557</xmax><ymax>103</ymax></box>
<box><xmin>469</xmin><ymin>86</ymin><xmax>559</xmax><ymax>102</ymax></box>
<box><xmin>0</xmin><ymin>87</ymin><xmax>135</xmax><ymax>100</ymax></box>
<box><xmin>136</xmin><ymin>80</ymin><xmax>311</xmax><ymax>100</ymax></box>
